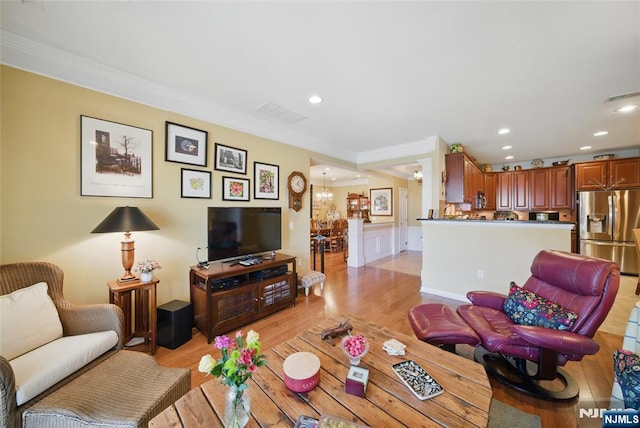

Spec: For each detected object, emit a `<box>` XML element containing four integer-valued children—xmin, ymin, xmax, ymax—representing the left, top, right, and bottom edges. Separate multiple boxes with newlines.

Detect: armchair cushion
<box><xmin>614</xmin><ymin>349</ymin><xmax>640</xmax><ymax>410</ymax></box>
<box><xmin>0</xmin><ymin>282</ymin><xmax>63</xmax><ymax>360</ymax></box>
<box><xmin>503</xmin><ymin>283</ymin><xmax>578</xmax><ymax>331</ymax></box>
<box><xmin>10</xmin><ymin>330</ymin><xmax>118</xmax><ymax>406</ymax></box>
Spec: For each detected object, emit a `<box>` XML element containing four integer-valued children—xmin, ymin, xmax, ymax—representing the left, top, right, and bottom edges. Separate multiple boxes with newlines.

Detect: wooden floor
<box><xmin>152</xmin><ymin>251</ymin><xmax>634</xmax><ymax>428</ymax></box>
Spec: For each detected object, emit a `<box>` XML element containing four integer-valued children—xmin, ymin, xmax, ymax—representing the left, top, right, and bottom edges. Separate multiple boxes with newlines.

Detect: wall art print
<box><xmin>80</xmin><ymin>115</ymin><xmax>152</xmax><ymax>198</ymax></box>
<box><xmin>253</xmin><ymin>162</ymin><xmax>279</xmax><ymax>200</ymax></box>
<box><xmin>215</xmin><ymin>143</ymin><xmax>247</xmax><ymax>174</ymax></box>
<box><xmin>165</xmin><ymin>121</ymin><xmax>208</xmax><ymax>167</ymax></box>
<box><xmin>370</xmin><ymin>187</ymin><xmax>393</xmax><ymax>216</ymax></box>
<box><xmin>181</xmin><ymin>168</ymin><xmax>211</xmax><ymax>199</ymax></box>
<box><xmin>222</xmin><ymin>176</ymin><xmax>250</xmax><ymax>201</ymax></box>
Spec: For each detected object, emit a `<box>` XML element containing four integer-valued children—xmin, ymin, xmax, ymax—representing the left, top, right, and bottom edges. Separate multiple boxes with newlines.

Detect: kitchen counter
<box><xmin>418</xmin><ymin>219</ymin><xmax>573</xmax><ymax>301</ymax></box>
<box><xmin>418</xmin><ymin>218</ymin><xmax>574</xmax><ymax>226</ymax></box>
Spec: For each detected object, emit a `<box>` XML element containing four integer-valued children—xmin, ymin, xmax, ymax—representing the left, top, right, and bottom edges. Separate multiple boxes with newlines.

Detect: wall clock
<box><xmin>287</xmin><ymin>171</ymin><xmax>307</xmax><ymax>211</ymax></box>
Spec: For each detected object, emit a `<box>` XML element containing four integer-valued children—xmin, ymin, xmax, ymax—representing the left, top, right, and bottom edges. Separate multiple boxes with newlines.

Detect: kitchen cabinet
<box><xmin>529</xmin><ymin>168</ymin><xmax>550</xmax><ymax>210</ymax></box>
<box><xmin>445</xmin><ymin>152</ymin><xmax>483</xmax><ymax>205</ymax></box>
<box><xmin>549</xmin><ymin>166</ymin><xmax>574</xmax><ymax>209</ymax></box>
<box><xmin>497</xmin><ymin>170</ymin><xmax>529</xmax><ymax>210</ymax></box>
<box><xmin>575</xmin><ymin>157</ymin><xmax>640</xmax><ymax>190</ymax></box>
<box><xmin>529</xmin><ymin>165</ymin><xmax>574</xmax><ymax>210</ymax></box>
<box><xmin>483</xmin><ymin>173</ymin><xmax>497</xmax><ymax>210</ymax></box>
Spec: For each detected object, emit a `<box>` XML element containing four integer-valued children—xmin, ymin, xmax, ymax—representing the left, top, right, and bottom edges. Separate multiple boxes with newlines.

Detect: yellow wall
<box><xmin>0</xmin><ymin>66</ymin><xmax>311</xmax><ymax>305</ymax></box>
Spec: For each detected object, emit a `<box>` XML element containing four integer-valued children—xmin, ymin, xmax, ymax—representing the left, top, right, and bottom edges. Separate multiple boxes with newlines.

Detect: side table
<box><xmin>107</xmin><ymin>277</ymin><xmax>158</xmax><ymax>355</ymax></box>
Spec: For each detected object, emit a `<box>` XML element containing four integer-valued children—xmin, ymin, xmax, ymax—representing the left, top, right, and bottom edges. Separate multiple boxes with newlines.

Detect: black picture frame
<box><xmin>215</xmin><ymin>143</ymin><xmax>247</xmax><ymax>174</ymax></box>
<box><xmin>181</xmin><ymin>168</ymin><xmax>211</xmax><ymax>199</ymax></box>
<box><xmin>222</xmin><ymin>176</ymin><xmax>250</xmax><ymax>201</ymax></box>
<box><xmin>80</xmin><ymin>115</ymin><xmax>153</xmax><ymax>198</ymax></box>
<box><xmin>253</xmin><ymin>162</ymin><xmax>279</xmax><ymax>200</ymax></box>
<box><xmin>165</xmin><ymin>121</ymin><xmax>208</xmax><ymax>166</ymax></box>
<box><xmin>370</xmin><ymin>187</ymin><xmax>393</xmax><ymax>216</ymax></box>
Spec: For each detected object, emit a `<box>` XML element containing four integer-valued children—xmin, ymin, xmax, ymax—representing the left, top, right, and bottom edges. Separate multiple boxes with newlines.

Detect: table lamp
<box><xmin>92</xmin><ymin>206</ymin><xmax>159</xmax><ymax>283</ymax></box>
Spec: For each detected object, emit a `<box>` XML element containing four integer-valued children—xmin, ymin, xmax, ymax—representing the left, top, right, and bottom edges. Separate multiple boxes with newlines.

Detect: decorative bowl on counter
<box><xmin>531</xmin><ymin>159</ymin><xmax>544</xmax><ymax>168</ymax></box>
<box><xmin>552</xmin><ymin>160</ymin><xmax>569</xmax><ymax>166</ymax></box>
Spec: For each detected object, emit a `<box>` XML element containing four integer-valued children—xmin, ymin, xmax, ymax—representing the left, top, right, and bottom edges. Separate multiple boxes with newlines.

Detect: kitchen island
<box><xmin>419</xmin><ymin>218</ymin><xmax>574</xmax><ymax>301</ymax></box>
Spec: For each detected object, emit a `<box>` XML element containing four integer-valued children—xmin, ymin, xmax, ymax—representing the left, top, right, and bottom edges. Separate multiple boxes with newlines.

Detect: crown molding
<box><xmin>0</xmin><ymin>30</ymin><xmax>358</xmax><ymax>162</ymax></box>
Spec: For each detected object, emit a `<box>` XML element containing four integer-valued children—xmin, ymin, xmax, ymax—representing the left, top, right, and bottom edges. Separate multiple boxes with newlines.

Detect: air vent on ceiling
<box><xmin>606</xmin><ymin>90</ymin><xmax>640</xmax><ymax>103</ymax></box>
<box><xmin>256</xmin><ymin>102</ymin><xmax>307</xmax><ymax>124</ymax></box>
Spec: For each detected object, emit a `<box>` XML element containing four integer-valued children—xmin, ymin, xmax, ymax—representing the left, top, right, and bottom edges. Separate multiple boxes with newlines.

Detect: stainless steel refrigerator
<box><xmin>578</xmin><ymin>189</ymin><xmax>640</xmax><ymax>275</ymax></box>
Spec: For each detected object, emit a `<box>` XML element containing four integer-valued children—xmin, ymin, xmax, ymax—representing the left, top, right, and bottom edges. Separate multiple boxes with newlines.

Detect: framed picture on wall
<box><xmin>222</xmin><ymin>176</ymin><xmax>250</xmax><ymax>201</ymax></box>
<box><xmin>181</xmin><ymin>168</ymin><xmax>211</xmax><ymax>199</ymax></box>
<box><xmin>370</xmin><ymin>187</ymin><xmax>393</xmax><ymax>216</ymax></box>
<box><xmin>80</xmin><ymin>115</ymin><xmax>153</xmax><ymax>198</ymax></box>
<box><xmin>165</xmin><ymin>121</ymin><xmax>208</xmax><ymax>166</ymax></box>
<box><xmin>253</xmin><ymin>162</ymin><xmax>279</xmax><ymax>200</ymax></box>
<box><xmin>215</xmin><ymin>143</ymin><xmax>247</xmax><ymax>174</ymax></box>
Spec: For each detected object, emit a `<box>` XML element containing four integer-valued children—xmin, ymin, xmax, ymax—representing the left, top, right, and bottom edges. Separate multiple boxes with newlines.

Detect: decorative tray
<box><xmin>391</xmin><ymin>360</ymin><xmax>444</xmax><ymax>400</ymax></box>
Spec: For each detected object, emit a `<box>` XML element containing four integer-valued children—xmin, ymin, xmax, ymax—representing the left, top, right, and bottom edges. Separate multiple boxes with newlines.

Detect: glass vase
<box><xmin>225</xmin><ymin>384</ymin><xmax>250</xmax><ymax>428</ymax></box>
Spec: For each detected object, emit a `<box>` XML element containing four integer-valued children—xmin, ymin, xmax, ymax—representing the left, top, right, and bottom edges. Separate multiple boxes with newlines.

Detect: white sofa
<box><xmin>0</xmin><ymin>262</ymin><xmax>123</xmax><ymax>428</ymax></box>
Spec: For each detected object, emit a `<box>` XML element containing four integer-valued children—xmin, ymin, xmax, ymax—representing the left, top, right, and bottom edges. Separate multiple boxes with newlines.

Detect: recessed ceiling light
<box><xmin>355</xmin><ymin>174</ymin><xmax>361</xmax><ymax>178</ymax></box>
<box><xmin>593</xmin><ymin>131</ymin><xmax>608</xmax><ymax>137</ymax></box>
<box><xmin>615</xmin><ymin>104</ymin><xmax>638</xmax><ymax>113</ymax></box>
<box><xmin>580</xmin><ymin>145</ymin><xmax>592</xmax><ymax>150</ymax></box>
<box><xmin>498</xmin><ymin>128</ymin><xmax>511</xmax><ymax>135</ymax></box>
<box><xmin>505</xmin><ymin>155</ymin><xmax>514</xmax><ymax>160</ymax></box>
<box><xmin>308</xmin><ymin>95</ymin><xmax>323</xmax><ymax>104</ymax></box>
<box><xmin>502</xmin><ymin>145</ymin><xmax>512</xmax><ymax>150</ymax></box>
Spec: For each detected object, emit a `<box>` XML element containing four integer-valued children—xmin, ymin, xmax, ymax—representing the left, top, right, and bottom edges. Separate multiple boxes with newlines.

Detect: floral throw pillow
<box><xmin>503</xmin><ymin>283</ymin><xmax>578</xmax><ymax>330</ymax></box>
<box><xmin>614</xmin><ymin>349</ymin><xmax>640</xmax><ymax>410</ymax></box>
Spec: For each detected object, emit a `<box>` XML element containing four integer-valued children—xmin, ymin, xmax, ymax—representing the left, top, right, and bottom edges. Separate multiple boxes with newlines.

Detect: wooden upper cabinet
<box><xmin>483</xmin><ymin>173</ymin><xmax>497</xmax><ymax>210</ymax></box>
<box><xmin>496</xmin><ymin>172</ymin><xmax>513</xmax><ymax>210</ymax></box>
<box><xmin>529</xmin><ymin>168</ymin><xmax>550</xmax><ymax>210</ymax></box>
<box><xmin>610</xmin><ymin>158</ymin><xmax>640</xmax><ymax>188</ymax></box>
<box><xmin>549</xmin><ymin>166</ymin><xmax>574</xmax><ymax>209</ymax></box>
<box><xmin>575</xmin><ymin>158</ymin><xmax>640</xmax><ymax>190</ymax></box>
<box><xmin>445</xmin><ymin>153</ymin><xmax>482</xmax><ymax>205</ymax></box>
<box><xmin>575</xmin><ymin>161</ymin><xmax>608</xmax><ymax>190</ymax></box>
<box><xmin>512</xmin><ymin>170</ymin><xmax>529</xmax><ymax>210</ymax></box>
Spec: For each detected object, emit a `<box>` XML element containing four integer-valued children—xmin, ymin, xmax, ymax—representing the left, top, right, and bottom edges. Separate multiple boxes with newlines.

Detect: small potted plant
<box><xmin>134</xmin><ymin>259</ymin><xmax>161</xmax><ymax>282</ymax></box>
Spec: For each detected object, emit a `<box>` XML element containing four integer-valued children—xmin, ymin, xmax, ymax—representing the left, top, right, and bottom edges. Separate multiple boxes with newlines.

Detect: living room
<box><xmin>2</xmin><ymin>2</ymin><xmax>639</xmax><ymax>427</ymax></box>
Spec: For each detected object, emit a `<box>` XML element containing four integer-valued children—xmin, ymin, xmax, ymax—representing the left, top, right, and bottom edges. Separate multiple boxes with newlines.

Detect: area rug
<box><xmin>487</xmin><ymin>399</ymin><xmax>541</xmax><ymax>428</ymax></box>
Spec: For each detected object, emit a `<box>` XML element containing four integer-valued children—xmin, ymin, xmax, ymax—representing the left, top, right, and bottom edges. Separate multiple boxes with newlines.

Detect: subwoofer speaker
<box><xmin>157</xmin><ymin>300</ymin><xmax>192</xmax><ymax>349</ymax></box>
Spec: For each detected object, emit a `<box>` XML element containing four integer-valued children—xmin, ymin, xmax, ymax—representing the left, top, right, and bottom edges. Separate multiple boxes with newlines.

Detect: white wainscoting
<box><xmin>407</xmin><ymin>226</ymin><xmax>423</xmax><ymax>252</ymax></box>
<box><xmin>363</xmin><ymin>222</ymin><xmax>394</xmax><ymax>264</ymax></box>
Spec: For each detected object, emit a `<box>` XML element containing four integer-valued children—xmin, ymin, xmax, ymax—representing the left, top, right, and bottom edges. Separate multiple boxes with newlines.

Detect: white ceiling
<box><xmin>2</xmin><ymin>1</ymin><xmax>639</xmax><ymax>183</ymax></box>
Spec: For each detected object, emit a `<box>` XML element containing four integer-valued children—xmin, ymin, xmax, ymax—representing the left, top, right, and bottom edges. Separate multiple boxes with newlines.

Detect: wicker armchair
<box><xmin>0</xmin><ymin>262</ymin><xmax>124</xmax><ymax>428</ymax></box>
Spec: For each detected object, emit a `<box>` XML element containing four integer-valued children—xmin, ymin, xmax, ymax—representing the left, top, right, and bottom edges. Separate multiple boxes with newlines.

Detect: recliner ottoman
<box><xmin>22</xmin><ymin>350</ymin><xmax>190</xmax><ymax>427</ymax></box>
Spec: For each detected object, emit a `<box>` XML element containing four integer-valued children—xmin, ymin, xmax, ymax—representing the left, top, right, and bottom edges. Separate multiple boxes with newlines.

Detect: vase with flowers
<box><xmin>134</xmin><ymin>259</ymin><xmax>161</xmax><ymax>282</ymax></box>
<box><xmin>199</xmin><ymin>330</ymin><xmax>266</xmax><ymax>428</ymax></box>
<box><xmin>342</xmin><ymin>334</ymin><xmax>369</xmax><ymax>366</ymax></box>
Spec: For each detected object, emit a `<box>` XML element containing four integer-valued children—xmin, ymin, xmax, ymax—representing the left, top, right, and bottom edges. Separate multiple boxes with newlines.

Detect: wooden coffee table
<box><xmin>150</xmin><ymin>315</ymin><xmax>492</xmax><ymax>427</ymax></box>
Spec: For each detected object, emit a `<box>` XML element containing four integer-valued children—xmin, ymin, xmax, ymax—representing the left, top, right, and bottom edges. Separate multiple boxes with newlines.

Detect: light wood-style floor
<box><xmin>152</xmin><ymin>251</ymin><xmax>637</xmax><ymax>428</ymax></box>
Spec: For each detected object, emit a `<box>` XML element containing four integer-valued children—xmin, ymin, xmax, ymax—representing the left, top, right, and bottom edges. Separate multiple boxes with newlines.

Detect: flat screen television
<box><xmin>207</xmin><ymin>207</ymin><xmax>282</xmax><ymax>262</ymax></box>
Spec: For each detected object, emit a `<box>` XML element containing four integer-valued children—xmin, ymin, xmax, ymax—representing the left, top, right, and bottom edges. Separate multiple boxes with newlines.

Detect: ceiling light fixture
<box><xmin>308</xmin><ymin>95</ymin><xmax>323</xmax><ymax>104</ymax></box>
<box><xmin>580</xmin><ymin>146</ymin><xmax>592</xmax><ymax>150</ymax></box>
<box><xmin>413</xmin><ymin>170</ymin><xmax>423</xmax><ymax>185</ymax></box>
<box><xmin>315</xmin><ymin>172</ymin><xmax>333</xmax><ymax>204</ymax></box>
<box><xmin>498</xmin><ymin>128</ymin><xmax>511</xmax><ymax>135</ymax></box>
<box><xmin>502</xmin><ymin>145</ymin><xmax>512</xmax><ymax>150</ymax></box>
<box><xmin>593</xmin><ymin>131</ymin><xmax>609</xmax><ymax>137</ymax></box>
<box><xmin>616</xmin><ymin>104</ymin><xmax>638</xmax><ymax>113</ymax></box>
<box><xmin>505</xmin><ymin>155</ymin><xmax>514</xmax><ymax>160</ymax></box>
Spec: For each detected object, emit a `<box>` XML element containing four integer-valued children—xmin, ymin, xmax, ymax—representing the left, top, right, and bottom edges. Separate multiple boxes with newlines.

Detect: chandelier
<box><xmin>315</xmin><ymin>172</ymin><xmax>333</xmax><ymax>203</ymax></box>
<box><xmin>413</xmin><ymin>170</ymin><xmax>423</xmax><ymax>185</ymax></box>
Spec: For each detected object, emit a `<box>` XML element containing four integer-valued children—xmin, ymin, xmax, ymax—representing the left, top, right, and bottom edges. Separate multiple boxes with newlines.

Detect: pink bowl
<box><xmin>283</xmin><ymin>352</ymin><xmax>320</xmax><ymax>392</ymax></box>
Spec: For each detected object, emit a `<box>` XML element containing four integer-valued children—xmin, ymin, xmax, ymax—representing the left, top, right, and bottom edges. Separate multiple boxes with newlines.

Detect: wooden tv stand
<box><xmin>189</xmin><ymin>253</ymin><xmax>297</xmax><ymax>343</ymax></box>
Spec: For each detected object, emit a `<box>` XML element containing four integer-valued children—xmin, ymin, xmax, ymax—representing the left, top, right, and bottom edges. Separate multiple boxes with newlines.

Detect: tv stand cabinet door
<box><xmin>258</xmin><ymin>273</ymin><xmax>293</xmax><ymax>315</ymax></box>
<box><xmin>211</xmin><ymin>285</ymin><xmax>258</xmax><ymax>337</ymax></box>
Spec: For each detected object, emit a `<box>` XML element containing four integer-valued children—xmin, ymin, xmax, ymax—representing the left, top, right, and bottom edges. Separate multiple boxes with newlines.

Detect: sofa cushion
<box><xmin>10</xmin><ymin>330</ymin><xmax>119</xmax><ymax>406</ymax></box>
<box><xmin>0</xmin><ymin>282</ymin><xmax>63</xmax><ymax>360</ymax></box>
<box><xmin>503</xmin><ymin>283</ymin><xmax>578</xmax><ymax>330</ymax></box>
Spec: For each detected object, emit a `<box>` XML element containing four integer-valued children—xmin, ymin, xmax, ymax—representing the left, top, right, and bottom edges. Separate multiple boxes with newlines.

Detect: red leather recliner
<box><xmin>458</xmin><ymin>249</ymin><xmax>620</xmax><ymax>400</ymax></box>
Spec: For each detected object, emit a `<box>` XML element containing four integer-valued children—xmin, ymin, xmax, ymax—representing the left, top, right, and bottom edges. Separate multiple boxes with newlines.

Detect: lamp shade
<box><xmin>92</xmin><ymin>206</ymin><xmax>159</xmax><ymax>233</ymax></box>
